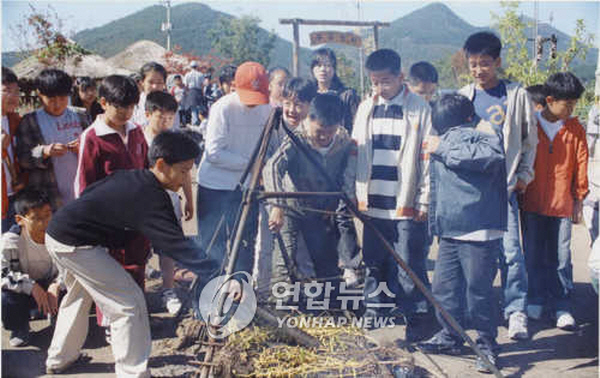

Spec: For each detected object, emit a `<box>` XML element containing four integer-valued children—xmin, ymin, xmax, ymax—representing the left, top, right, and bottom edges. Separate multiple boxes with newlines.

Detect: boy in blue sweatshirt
<box><xmin>418</xmin><ymin>94</ymin><xmax>507</xmax><ymax>373</ymax></box>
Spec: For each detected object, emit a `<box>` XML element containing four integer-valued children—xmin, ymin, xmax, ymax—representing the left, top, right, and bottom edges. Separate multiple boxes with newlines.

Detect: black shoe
<box><xmin>417</xmin><ymin>331</ymin><xmax>462</xmax><ymax>355</ymax></box>
<box><xmin>475</xmin><ymin>351</ymin><xmax>497</xmax><ymax>374</ymax></box>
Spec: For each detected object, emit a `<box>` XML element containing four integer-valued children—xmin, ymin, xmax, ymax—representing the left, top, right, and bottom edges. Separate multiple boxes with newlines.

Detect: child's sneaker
<box><xmin>343</xmin><ymin>268</ymin><xmax>360</xmax><ymax>287</ymax></box>
<box><xmin>508</xmin><ymin>311</ymin><xmax>529</xmax><ymax>340</ymax></box>
<box><xmin>556</xmin><ymin>311</ymin><xmax>576</xmax><ymax>331</ymax></box>
<box><xmin>162</xmin><ymin>288</ymin><xmax>182</xmax><ymax>315</ymax></box>
<box><xmin>9</xmin><ymin>328</ymin><xmax>30</xmax><ymax>347</ymax></box>
<box><xmin>475</xmin><ymin>350</ymin><xmax>498</xmax><ymax>374</ymax></box>
<box><xmin>417</xmin><ymin>330</ymin><xmax>462</xmax><ymax>355</ymax></box>
<box><xmin>145</xmin><ymin>265</ymin><xmax>161</xmax><ymax>279</ymax></box>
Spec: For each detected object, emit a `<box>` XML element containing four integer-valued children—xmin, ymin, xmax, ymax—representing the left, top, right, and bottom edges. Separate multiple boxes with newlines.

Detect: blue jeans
<box><xmin>521</xmin><ymin>211</ymin><xmax>573</xmax><ymax>313</ymax></box>
<box><xmin>362</xmin><ymin>218</ymin><xmax>428</xmax><ymax>315</ymax></box>
<box><xmin>336</xmin><ymin>201</ymin><xmax>360</xmax><ymax>270</ymax></box>
<box><xmin>196</xmin><ymin>185</ymin><xmax>256</xmax><ymax>273</ymax></box>
<box><xmin>499</xmin><ymin>192</ymin><xmax>528</xmax><ymax>318</ymax></box>
<box><xmin>433</xmin><ymin>237</ymin><xmax>501</xmax><ymax>344</ymax></box>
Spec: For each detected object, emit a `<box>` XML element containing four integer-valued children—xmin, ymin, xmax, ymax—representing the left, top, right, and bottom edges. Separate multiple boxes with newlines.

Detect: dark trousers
<box><xmin>521</xmin><ymin>211</ymin><xmax>573</xmax><ymax>313</ymax></box>
<box><xmin>2</xmin><ymin>290</ymin><xmax>37</xmax><ymax>331</ymax></box>
<box><xmin>362</xmin><ymin>218</ymin><xmax>428</xmax><ymax>315</ymax></box>
<box><xmin>197</xmin><ymin>185</ymin><xmax>256</xmax><ymax>273</ymax></box>
<box><xmin>280</xmin><ymin>214</ymin><xmax>340</xmax><ymax>280</ymax></box>
<box><xmin>433</xmin><ymin>237</ymin><xmax>500</xmax><ymax>344</ymax></box>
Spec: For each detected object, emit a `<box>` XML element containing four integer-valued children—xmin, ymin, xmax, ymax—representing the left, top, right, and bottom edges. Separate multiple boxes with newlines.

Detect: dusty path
<box><xmin>2</xmin><ymin>206</ymin><xmax>598</xmax><ymax>377</ymax></box>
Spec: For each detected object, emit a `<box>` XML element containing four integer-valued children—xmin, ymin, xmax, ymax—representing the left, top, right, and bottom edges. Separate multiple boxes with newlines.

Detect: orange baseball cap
<box><xmin>234</xmin><ymin>62</ymin><xmax>269</xmax><ymax>106</ymax></box>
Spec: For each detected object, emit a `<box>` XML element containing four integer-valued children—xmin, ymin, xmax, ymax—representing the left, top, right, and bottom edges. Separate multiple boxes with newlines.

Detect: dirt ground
<box><xmin>2</xmin><ymin>207</ymin><xmax>598</xmax><ymax>377</ymax></box>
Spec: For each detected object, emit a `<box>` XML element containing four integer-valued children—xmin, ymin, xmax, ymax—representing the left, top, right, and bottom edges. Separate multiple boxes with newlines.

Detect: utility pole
<box><xmin>161</xmin><ymin>0</ymin><xmax>172</xmax><ymax>51</ymax></box>
<box><xmin>357</xmin><ymin>0</ymin><xmax>365</xmax><ymax>96</ymax></box>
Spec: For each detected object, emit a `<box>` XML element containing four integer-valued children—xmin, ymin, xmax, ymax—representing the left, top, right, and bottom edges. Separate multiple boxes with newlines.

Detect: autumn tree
<box><xmin>11</xmin><ymin>4</ymin><xmax>88</xmax><ymax>67</ymax></box>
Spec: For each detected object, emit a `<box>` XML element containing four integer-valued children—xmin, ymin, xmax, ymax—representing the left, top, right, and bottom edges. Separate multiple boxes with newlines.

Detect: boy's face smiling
<box><xmin>468</xmin><ymin>53</ymin><xmax>501</xmax><ymax>90</ymax></box>
<box><xmin>369</xmin><ymin>69</ymin><xmax>404</xmax><ymax>100</ymax></box>
<box><xmin>282</xmin><ymin>97</ymin><xmax>310</xmax><ymax>127</ymax></box>
<box><xmin>40</xmin><ymin>94</ymin><xmax>69</xmax><ymax>116</ymax></box>
<box><xmin>146</xmin><ymin>110</ymin><xmax>176</xmax><ymax>133</ymax></box>
<box><xmin>307</xmin><ymin>119</ymin><xmax>338</xmax><ymax>148</ymax></box>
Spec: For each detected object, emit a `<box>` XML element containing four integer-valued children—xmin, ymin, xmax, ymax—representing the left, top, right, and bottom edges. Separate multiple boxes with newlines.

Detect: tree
<box><xmin>491</xmin><ymin>1</ymin><xmax>594</xmax><ymax>119</ymax></box>
<box><xmin>491</xmin><ymin>1</ymin><xmax>594</xmax><ymax>86</ymax></box>
<box><xmin>208</xmin><ymin>16</ymin><xmax>276</xmax><ymax>68</ymax></box>
<box><xmin>11</xmin><ymin>4</ymin><xmax>88</xmax><ymax>67</ymax></box>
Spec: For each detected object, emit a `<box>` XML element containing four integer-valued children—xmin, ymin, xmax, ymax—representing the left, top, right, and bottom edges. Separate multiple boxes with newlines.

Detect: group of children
<box><xmin>0</xmin><ymin>29</ymin><xmax>594</xmax><ymax>376</ymax></box>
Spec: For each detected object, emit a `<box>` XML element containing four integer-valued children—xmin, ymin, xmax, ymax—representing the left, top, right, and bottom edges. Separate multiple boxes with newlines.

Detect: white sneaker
<box><xmin>556</xmin><ymin>311</ymin><xmax>576</xmax><ymax>331</ymax></box>
<box><xmin>145</xmin><ymin>265</ymin><xmax>161</xmax><ymax>279</ymax></box>
<box><xmin>508</xmin><ymin>311</ymin><xmax>529</xmax><ymax>340</ymax></box>
<box><xmin>527</xmin><ymin>304</ymin><xmax>543</xmax><ymax>320</ymax></box>
<box><xmin>343</xmin><ymin>269</ymin><xmax>359</xmax><ymax>287</ymax></box>
<box><xmin>162</xmin><ymin>289</ymin><xmax>182</xmax><ymax>315</ymax></box>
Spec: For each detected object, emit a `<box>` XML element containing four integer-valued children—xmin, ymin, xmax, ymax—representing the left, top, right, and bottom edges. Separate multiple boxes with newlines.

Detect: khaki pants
<box><xmin>45</xmin><ymin>235</ymin><xmax>151</xmax><ymax>378</ymax></box>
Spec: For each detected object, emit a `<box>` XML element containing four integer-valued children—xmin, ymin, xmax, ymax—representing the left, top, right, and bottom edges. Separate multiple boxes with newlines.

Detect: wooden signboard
<box><xmin>309</xmin><ymin>31</ymin><xmax>362</xmax><ymax>48</ymax></box>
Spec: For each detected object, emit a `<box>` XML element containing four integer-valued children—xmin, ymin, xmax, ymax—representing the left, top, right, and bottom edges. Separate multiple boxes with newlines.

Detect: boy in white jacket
<box><xmin>352</xmin><ymin>49</ymin><xmax>431</xmax><ymax>334</ymax></box>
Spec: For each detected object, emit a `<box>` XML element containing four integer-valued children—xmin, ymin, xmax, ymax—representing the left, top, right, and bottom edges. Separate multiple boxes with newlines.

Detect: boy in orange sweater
<box><xmin>520</xmin><ymin>72</ymin><xmax>588</xmax><ymax>330</ymax></box>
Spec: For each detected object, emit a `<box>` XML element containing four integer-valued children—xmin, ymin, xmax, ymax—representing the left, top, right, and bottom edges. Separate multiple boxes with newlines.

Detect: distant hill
<box><xmin>71</xmin><ymin>2</ymin><xmax>312</xmax><ymax>72</ymax></box>
<box><xmin>5</xmin><ymin>2</ymin><xmax>596</xmax><ymax>83</ymax></box>
<box><xmin>326</xmin><ymin>3</ymin><xmax>596</xmax><ymax>81</ymax></box>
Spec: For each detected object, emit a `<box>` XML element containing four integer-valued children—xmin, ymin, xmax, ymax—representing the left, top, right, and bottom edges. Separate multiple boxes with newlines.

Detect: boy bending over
<box><xmin>418</xmin><ymin>94</ymin><xmax>507</xmax><ymax>373</ymax></box>
<box><xmin>45</xmin><ymin>131</ymin><xmax>215</xmax><ymax>377</ymax></box>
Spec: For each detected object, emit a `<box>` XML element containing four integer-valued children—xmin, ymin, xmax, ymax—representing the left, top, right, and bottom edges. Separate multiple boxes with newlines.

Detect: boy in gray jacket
<box><xmin>264</xmin><ymin>93</ymin><xmax>357</xmax><ymax>294</ymax></box>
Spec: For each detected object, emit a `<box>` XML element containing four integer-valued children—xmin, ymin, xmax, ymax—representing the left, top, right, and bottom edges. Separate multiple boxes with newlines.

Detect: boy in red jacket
<box><xmin>520</xmin><ymin>72</ymin><xmax>588</xmax><ymax>330</ymax></box>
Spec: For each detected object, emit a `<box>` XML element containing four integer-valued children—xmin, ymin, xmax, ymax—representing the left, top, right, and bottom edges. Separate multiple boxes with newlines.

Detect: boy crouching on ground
<box><xmin>1</xmin><ymin>189</ymin><xmax>62</xmax><ymax>347</ymax></box>
<box><xmin>44</xmin><ymin>131</ymin><xmax>216</xmax><ymax>377</ymax></box>
<box><xmin>418</xmin><ymin>94</ymin><xmax>507</xmax><ymax>373</ymax></box>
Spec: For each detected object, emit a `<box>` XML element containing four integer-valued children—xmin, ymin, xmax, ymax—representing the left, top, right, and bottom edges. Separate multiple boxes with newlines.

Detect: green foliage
<box><xmin>208</xmin><ymin>16</ymin><xmax>276</xmax><ymax>68</ymax></box>
<box><xmin>335</xmin><ymin>50</ymin><xmax>362</xmax><ymax>92</ymax></box>
<box><xmin>492</xmin><ymin>1</ymin><xmax>595</xmax><ymax>120</ymax></box>
<box><xmin>491</xmin><ymin>1</ymin><xmax>594</xmax><ymax>86</ymax></box>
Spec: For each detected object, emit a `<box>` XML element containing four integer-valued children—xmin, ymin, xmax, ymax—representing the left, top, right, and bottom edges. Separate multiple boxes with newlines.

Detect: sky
<box><xmin>2</xmin><ymin>0</ymin><xmax>599</xmax><ymax>53</ymax></box>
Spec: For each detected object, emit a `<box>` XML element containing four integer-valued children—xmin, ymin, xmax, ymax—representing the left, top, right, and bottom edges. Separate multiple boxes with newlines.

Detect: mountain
<box><xmin>5</xmin><ymin>2</ymin><xmax>596</xmax><ymax>83</ymax></box>
<box><xmin>324</xmin><ymin>3</ymin><xmax>596</xmax><ymax>84</ymax></box>
<box><xmin>71</xmin><ymin>2</ymin><xmax>312</xmax><ymax>72</ymax></box>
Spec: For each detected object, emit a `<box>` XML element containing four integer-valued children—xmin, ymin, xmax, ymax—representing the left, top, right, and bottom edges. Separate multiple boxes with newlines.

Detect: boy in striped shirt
<box><xmin>352</xmin><ymin>49</ymin><xmax>432</xmax><ymax>334</ymax></box>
